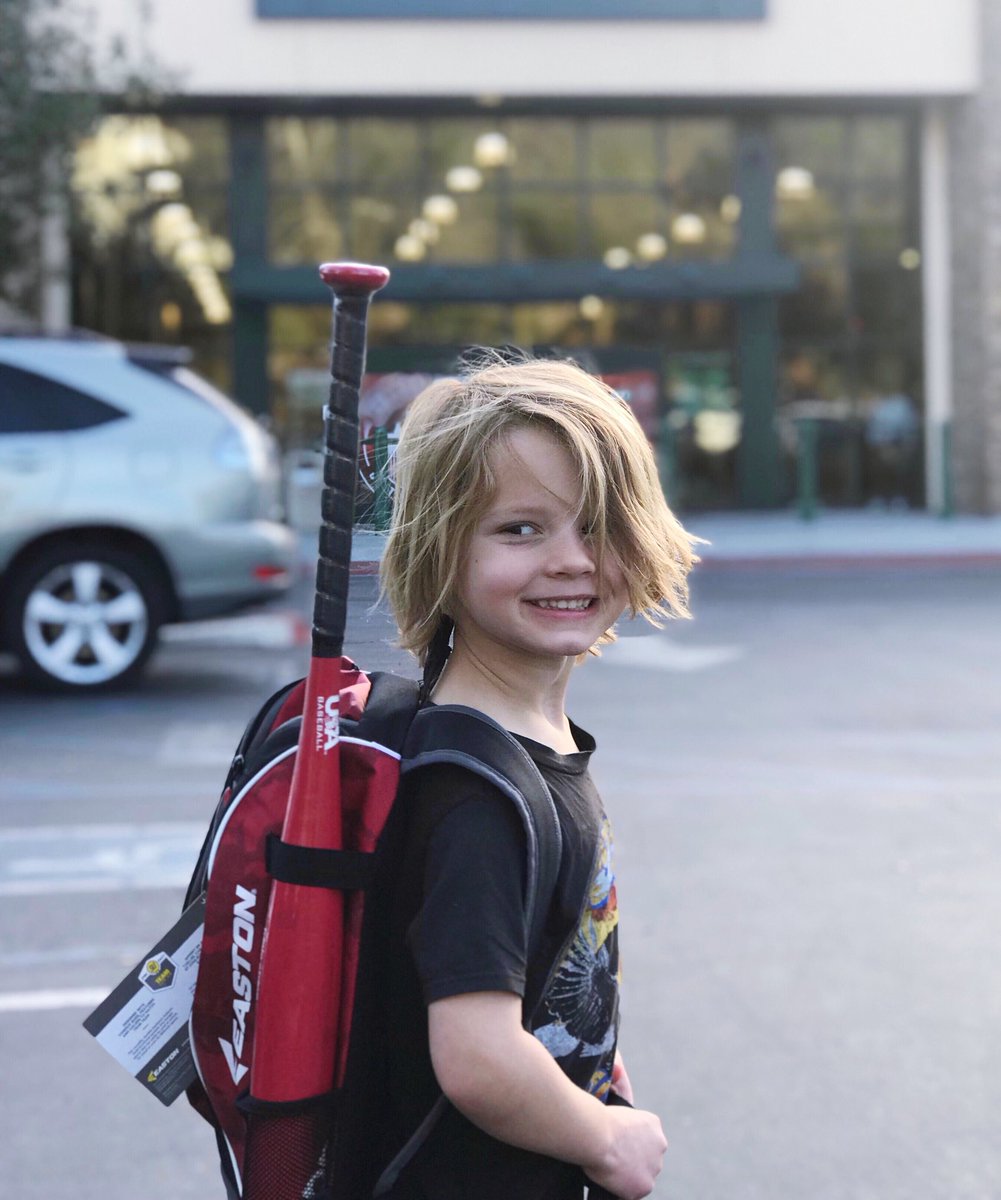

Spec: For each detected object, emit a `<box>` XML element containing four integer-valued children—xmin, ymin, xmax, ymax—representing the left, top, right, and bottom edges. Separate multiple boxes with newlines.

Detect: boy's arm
<box><xmin>428</xmin><ymin>991</ymin><xmax>666</xmax><ymax>1200</ymax></box>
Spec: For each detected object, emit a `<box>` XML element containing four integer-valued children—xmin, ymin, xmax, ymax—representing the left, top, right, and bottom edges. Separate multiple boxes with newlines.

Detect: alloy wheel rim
<box><xmin>22</xmin><ymin>560</ymin><xmax>149</xmax><ymax>685</ymax></box>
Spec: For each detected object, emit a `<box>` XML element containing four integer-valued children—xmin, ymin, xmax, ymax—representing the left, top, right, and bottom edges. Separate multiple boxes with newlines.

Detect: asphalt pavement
<box><xmin>1</xmin><ymin>512</ymin><xmax>1000</xmax><ymax>1200</ymax></box>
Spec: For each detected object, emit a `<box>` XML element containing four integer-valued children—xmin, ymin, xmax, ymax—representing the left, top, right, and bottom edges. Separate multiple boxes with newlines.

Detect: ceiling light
<box><xmin>422</xmin><ymin>194</ymin><xmax>459</xmax><ymax>225</ymax></box>
<box><xmin>671</xmin><ymin>213</ymin><xmax>707</xmax><ymax>245</ymax></box>
<box><xmin>145</xmin><ymin>168</ymin><xmax>182</xmax><ymax>198</ymax></box>
<box><xmin>473</xmin><ymin>132</ymin><xmax>511</xmax><ymax>169</ymax></box>
<box><xmin>408</xmin><ymin>218</ymin><xmax>440</xmax><ymax>243</ymax></box>
<box><xmin>636</xmin><ymin>232</ymin><xmax>668</xmax><ymax>262</ymax></box>
<box><xmin>446</xmin><ymin>165</ymin><xmax>483</xmax><ymax>193</ymax></box>
<box><xmin>720</xmin><ymin>194</ymin><xmax>742</xmax><ymax>223</ymax></box>
<box><xmin>603</xmin><ymin>246</ymin><xmax>632</xmax><ymax>270</ymax></box>
<box><xmin>776</xmin><ymin>166</ymin><xmax>816</xmax><ymax>200</ymax></box>
<box><xmin>579</xmin><ymin>295</ymin><xmax>604</xmax><ymax>320</ymax></box>
<box><xmin>394</xmin><ymin>234</ymin><xmax>426</xmax><ymax>261</ymax></box>
<box><xmin>899</xmin><ymin>248</ymin><xmax>921</xmax><ymax>270</ymax></box>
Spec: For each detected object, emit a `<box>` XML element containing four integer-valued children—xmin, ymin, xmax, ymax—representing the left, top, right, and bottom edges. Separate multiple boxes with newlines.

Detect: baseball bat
<box><xmin>248</xmin><ymin>262</ymin><xmax>390</xmax><ymax>1105</ymax></box>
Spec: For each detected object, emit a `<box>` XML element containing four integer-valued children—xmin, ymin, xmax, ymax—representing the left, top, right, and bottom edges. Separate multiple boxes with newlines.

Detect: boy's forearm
<box><xmin>428</xmin><ymin>992</ymin><xmax>611</xmax><ymax>1169</ymax></box>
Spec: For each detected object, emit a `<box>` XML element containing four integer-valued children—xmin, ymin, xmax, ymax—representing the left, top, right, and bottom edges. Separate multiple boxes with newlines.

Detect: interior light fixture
<box><xmin>579</xmin><ymin>295</ymin><xmax>604</xmax><ymax>320</ymax></box>
<box><xmin>671</xmin><ymin>213</ymin><xmax>707</xmax><ymax>245</ymax></box>
<box><xmin>422</xmin><ymin>194</ymin><xmax>459</xmax><ymax>225</ymax></box>
<box><xmin>394</xmin><ymin>234</ymin><xmax>426</xmax><ymax>262</ymax></box>
<box><xmin>445</xmin><ymin>165</ymin><xmax>483</xmax><ymax>193</ymax></box>
<box><xmin>720</xmin><ymin>194</ymin><xmax>742</xmax><ymax>223</ymax></box>
<box><xmin>899</xmin><ymin>248</ymin><xmax>921</xmax><ymax>270</ymax></box>
<box><xmin>145</xmin><ymin>169</ymin><xmax>182</xmax><ymax>198</ymax></box>
<box><xmin>603</xmin><ymin>246</ymin><xmax>632</xmax><ymax>270</ymax></box>
<box><xmin>776</xmin><ymin>166</ymin><xmax>816</xmax><ymax>200</ymax></box>
<box><xmin>636</xmin><ymin>232</ymin><xmax>668</xmax><ymax>262</ymax></box>
<box><xmin>473</xmin><ymin>132</ymin><xmax>511</xmax><ymax>169</ymax></box>
<box><xmin>409</xmin><ymin>217</ymin><xmax>440</xmax><ymax>244</ymax></box>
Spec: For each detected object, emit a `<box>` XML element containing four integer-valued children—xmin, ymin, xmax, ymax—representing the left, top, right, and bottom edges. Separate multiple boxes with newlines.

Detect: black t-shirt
<box><xmin>383</xmin><ymin>720</ymin><xmax>620</xmax><ymax>1200</ymax></box>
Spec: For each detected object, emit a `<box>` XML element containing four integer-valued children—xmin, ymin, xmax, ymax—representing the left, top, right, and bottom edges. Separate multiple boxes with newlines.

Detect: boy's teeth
<box><xmin>535</xmin><ymin>598</ymin><xmax>590</xmax><ymax>610</ymax></box>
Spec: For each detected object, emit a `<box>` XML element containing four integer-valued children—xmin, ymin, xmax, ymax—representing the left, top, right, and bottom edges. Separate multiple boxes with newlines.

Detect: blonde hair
<box><xmin>380</xmin><ymin>356</ymin><xmax>699</xmax><ymax>663</ymax></box>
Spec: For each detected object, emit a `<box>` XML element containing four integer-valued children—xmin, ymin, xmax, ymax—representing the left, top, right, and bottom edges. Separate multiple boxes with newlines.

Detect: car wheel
<box><xmin>4</xmin><ymin>542</ymin><xmax>164</xmax><ymax>691</ymax></box>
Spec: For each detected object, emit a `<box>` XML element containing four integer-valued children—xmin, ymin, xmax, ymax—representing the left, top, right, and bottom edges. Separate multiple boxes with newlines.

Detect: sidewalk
<box><xmin>338</xmin><ymin>511</ymin><xmax>1001</xmax><ymax>573</ymax></box>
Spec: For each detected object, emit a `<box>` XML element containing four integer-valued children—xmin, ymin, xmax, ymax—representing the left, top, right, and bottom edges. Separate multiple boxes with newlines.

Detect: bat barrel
<box><xmin>314</xmin><ymin>263</ymin><xmax>391</xmax><ymax>658</ymax></box>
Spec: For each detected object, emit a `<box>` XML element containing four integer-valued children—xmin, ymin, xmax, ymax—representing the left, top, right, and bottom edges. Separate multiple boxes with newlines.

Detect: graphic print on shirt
<box><xmin>532</xmin><ymin>813</ymin><xmax>619</xmax><ymax>1099</ymax></box>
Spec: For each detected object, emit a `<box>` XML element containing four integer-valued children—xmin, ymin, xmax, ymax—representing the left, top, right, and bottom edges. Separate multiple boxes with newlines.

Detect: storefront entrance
<box><xmin>269</xmin><ymin>296</ymin><xmax>761</xmax><ymax>512</ymax></box>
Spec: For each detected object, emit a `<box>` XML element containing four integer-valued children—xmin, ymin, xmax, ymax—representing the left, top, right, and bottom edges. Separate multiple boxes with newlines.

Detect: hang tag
<box><xmin>83</xmin><ymin>895</ymin><xmax>205</xmax><ymax>1106</ymax></box>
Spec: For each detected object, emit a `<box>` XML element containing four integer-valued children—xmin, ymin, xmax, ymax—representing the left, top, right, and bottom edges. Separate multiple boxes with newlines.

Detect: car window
<box><xmin>0</xmin><ymin>363</ymin><xmax>127</xmax><ymax>433</ymax></box>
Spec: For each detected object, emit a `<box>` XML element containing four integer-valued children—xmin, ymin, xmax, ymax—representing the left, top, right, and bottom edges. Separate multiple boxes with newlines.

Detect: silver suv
<box><xmin>0</xmin><ymin>335</ymin><xmax>298</xmax><ymax>690</ymax></box>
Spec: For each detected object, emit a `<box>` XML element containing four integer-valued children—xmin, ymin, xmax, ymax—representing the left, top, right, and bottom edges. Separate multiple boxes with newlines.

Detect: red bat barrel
<box><xmin>246</xmin><ymin>263</ymin><xmax>389</xmax><ymax>1128</ymax></box>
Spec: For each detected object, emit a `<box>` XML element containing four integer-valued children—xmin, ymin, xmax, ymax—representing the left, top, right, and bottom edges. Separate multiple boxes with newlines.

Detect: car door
<box><xmin>0</xmin><ymin>361</ymin><xmax>125</xmax><ymax>570</ymax></box>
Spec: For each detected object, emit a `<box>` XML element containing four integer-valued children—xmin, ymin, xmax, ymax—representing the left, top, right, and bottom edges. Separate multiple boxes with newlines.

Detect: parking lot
<box><xmin>2</xmin><ymin>563</ymin><xmax>1000</xmax><ymax>1199</ymax></box>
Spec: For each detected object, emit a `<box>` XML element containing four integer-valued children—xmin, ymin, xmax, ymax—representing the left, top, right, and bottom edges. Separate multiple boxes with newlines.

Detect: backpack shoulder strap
<box><xmin>401</xmin><ymin>703</ymin><xmax>563</xmax><ymax>966</ymax></box>
<box><xmin>372</xmin><ymin>703</ymin><xmax>565</xmax><ymax>1199</ymax></box>
<box><xmin>349</xmin><ymin>671</ymin><xmax>422</xmax><ymax>749</ymax></box>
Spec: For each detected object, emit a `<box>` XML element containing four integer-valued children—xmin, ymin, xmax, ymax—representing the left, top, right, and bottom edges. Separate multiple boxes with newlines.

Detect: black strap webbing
<box><xmin>265</xmin><ymin>833</ymin><xmax>374</xmax><ymax>891</ymax></box>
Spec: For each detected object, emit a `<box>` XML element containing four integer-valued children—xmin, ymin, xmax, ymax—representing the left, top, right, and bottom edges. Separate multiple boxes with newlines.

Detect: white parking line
<box><xmin>0</xmin><ymin>823</ymin><xmax>204</xmax><ymax>896</ymax></box>
<box><xmin>0</xmin><ymin>988</ymin><xmax>111</xmax><ymax>1013</ymax></box>
<box><xmin>161</xmin><ymin>611</ymin><xmax>308</xmax><ymax>648</ymax></box>
<box><xmin>601</xmin><ymin>636</ymin><xmax>744</xmax><ymax>672</ymax></box>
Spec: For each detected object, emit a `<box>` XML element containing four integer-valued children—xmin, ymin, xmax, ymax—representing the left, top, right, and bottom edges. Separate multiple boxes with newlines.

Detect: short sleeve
<box><xmin>409</xmin><ymin>782</ymin><xmax>530</xmax><ymax>1006</ymax></box>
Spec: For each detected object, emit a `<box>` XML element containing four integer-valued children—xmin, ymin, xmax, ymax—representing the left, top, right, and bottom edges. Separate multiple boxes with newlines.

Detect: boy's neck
<box><xmin>430</xmin><ymin>645</ymin><xmax>579</xmax><ymax>755</ymax></box>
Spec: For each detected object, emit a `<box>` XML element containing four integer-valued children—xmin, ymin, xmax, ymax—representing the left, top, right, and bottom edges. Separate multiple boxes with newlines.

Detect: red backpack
<box><xmin>183</xmin><ymin>664</ymin><xmax>562</xmax><ymax>1200</ymax></box>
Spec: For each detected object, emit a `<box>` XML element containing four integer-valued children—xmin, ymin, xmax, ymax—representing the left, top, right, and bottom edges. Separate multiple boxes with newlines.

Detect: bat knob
<box><xmin>319</xmin><ymin>261</ymin><xmax>391</xmax><ymax>297</ymax></box>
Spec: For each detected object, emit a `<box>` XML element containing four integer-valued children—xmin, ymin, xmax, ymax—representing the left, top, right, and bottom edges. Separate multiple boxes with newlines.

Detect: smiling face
<box><xmin>450</xmin><ymin>424</ymin><xmax>628</xmax><ymax>672</ymax></box>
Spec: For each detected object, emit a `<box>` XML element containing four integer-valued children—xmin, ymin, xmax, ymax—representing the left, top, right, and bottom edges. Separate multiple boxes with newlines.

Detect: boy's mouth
<box><xmin>527</xmin><ymin>597</ymin><xmax>595</xmax><ymax>611</ymax></box>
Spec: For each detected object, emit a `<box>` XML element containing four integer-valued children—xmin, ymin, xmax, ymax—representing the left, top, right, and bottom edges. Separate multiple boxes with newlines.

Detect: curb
<box><xmin>693</xmin><ymin>551</ymin><xmax>1001</xmax><ymax>571</ymax></box>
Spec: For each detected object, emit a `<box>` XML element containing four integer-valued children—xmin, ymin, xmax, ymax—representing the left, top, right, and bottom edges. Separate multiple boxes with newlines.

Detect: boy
<box><xmin>379</xmin><ymin>357</ymin><xmax>696</xmax><ymax>1200</ymax></box>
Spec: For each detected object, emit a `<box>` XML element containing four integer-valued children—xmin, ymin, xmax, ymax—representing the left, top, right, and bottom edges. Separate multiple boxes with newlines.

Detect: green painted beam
<box><xmin>230</xmin><ymin>257</ymin><xmax>799</xmax><ymax>304</ymax></box>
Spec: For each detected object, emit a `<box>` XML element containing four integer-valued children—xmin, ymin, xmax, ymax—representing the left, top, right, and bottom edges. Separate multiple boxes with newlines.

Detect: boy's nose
<box><xmin>548</xmin><ymin>525</ymin><xmax>596</xmax><ymax>576</ymax></box>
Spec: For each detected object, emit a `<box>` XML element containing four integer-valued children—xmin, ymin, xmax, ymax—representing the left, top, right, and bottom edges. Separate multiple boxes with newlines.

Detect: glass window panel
<box><xmin>182</xmin><ymin>187</ymin><xmax>229</xmax><ymax>241</ymax></box>
<box><xmin>419</xmin><ymin>303</ymin><xmax>510</xmax><ymax>344</ymax></box>
<box><xmin>602</xmin><ymin>300</ymin><xmax>663</xmax><ymax>345</ymax></box>
<box><xmin>857</xmin><ymin>346</ymin><xmax>924</xmax><ymax>506</ymax></box>
<box><xmin>367</xmin><ymin>302</ymin><xmax>418</xmax><ymax>345</ymax></box>
<box><xmin>588</xmin><ymin>120</ymin><xmax>657</xmax><ymax>183</ymax></box>
<box><xmin>663</xmin><ymin>118</ymin><xmax>735</xmax><ymax>201</ymax></box>
<box><xmin>428</xmin><ymin>193</ymin><xmax>499</xmax><ymax>262</ymax></box>
<box><xmin>776</xmin><ymin>183</ymin><xmax>847</xmax><ymax>259</ymax></box>
<box><xmin>853</xmin><ymin>187</ymin><xmax>907</xmax><ymax>258</ymax></box>
<box><xmin>352</xmin><ymin>192</ymin><xmax>417</xmax><ymax>262</ymax></box>
<box><xmin>168</xmin><ymin>117</ymin><xmax>229</xmax><ymax>181</ymax></box>
<box><xmin>779</xmin><ymin>263</ymin><xmax>850</xmax><ymax>340</ymax></box>
<box><xmin>506</xmin><ymin>119</ymin><xmax>577</xmax><ymax>182</ymax></box>
<box><xmin>267</xmin><ymin>118</ymin><xmax>340</xmax><ymax>183</ymax></box>
<box><xmin>773</xmin><ymin>116</ymin><xmax>848</xmax><ymax>180</ymax></box>
<box><xmin>779</xmin><ymin>347</ymin><xmax>853</xmax><ymax>407</ymax></box>
<box><xmin>666</xmin><ymin>201</ymin><xmax>735</xmax><ymax>260</ymax></box>
<box><xmin>428</xmin><ymin>118</ymin><xmax>506</xmax><ymax>186</ymax></box>
<box><xmin>777</xmin><ymin>346</ymin><xmax>867</xmax><ymax>506</ymax></box>
<box><xmin>511</xmin><ymin>302</ymin><xmax>586</xmax><ymax>346</ymax></box>
<box><xmin>589</xmin><ymin>193</ymin><xmax>663</xmax><ymax>259</ymax></box>
<box><xmin>348</xmin><ymin>119</ymin><xmax>420</xmax><ymax>185</ymax></box>
<box><xmin>510</xmin><ymin>192</ymin><xmax>579</xmax><ymax>260</ymax></box>
<box><xmin>270</xmin><ymin>189</ymin><xmax>344</xmax><ymax>263</ymax></box>
<box><xmin>853</xmin><ymin>265</ymin><xmax>922</xmax><ymax>341</ymax></box>
<box><xmin>852</xmin><ymin>116</ymin><xmax>907</xmax><ymax>182</ymax></box>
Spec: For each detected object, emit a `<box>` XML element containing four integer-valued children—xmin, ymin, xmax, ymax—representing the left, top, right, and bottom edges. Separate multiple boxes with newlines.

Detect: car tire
<box><xmin>3</xmin><ymin>541</ymin><xmax>165</xmax><ymax>691</ymax></box>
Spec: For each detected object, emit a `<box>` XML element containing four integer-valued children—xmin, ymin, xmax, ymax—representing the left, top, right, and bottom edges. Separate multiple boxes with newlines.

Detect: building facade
<box><xmin>71</xmin><ymin>0</ymin><xmax>995</xmax><ymax>512</ymax></box>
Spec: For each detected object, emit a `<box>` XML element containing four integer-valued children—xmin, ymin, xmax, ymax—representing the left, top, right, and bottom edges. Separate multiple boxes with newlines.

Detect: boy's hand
<box><xmin>584</xmin><ymin>1105</ymin><xmax>667</xmax><ymax>1200</ymax></box>
<box><xmin>429</xmin><ymin>992</ymin><xmax>666</xmax><ymax>1198</ymax></box>
<box><xmin>611</xmin><ymin>1049</ymin><xmax>635</xmax><ymax>1103</ymax></box>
